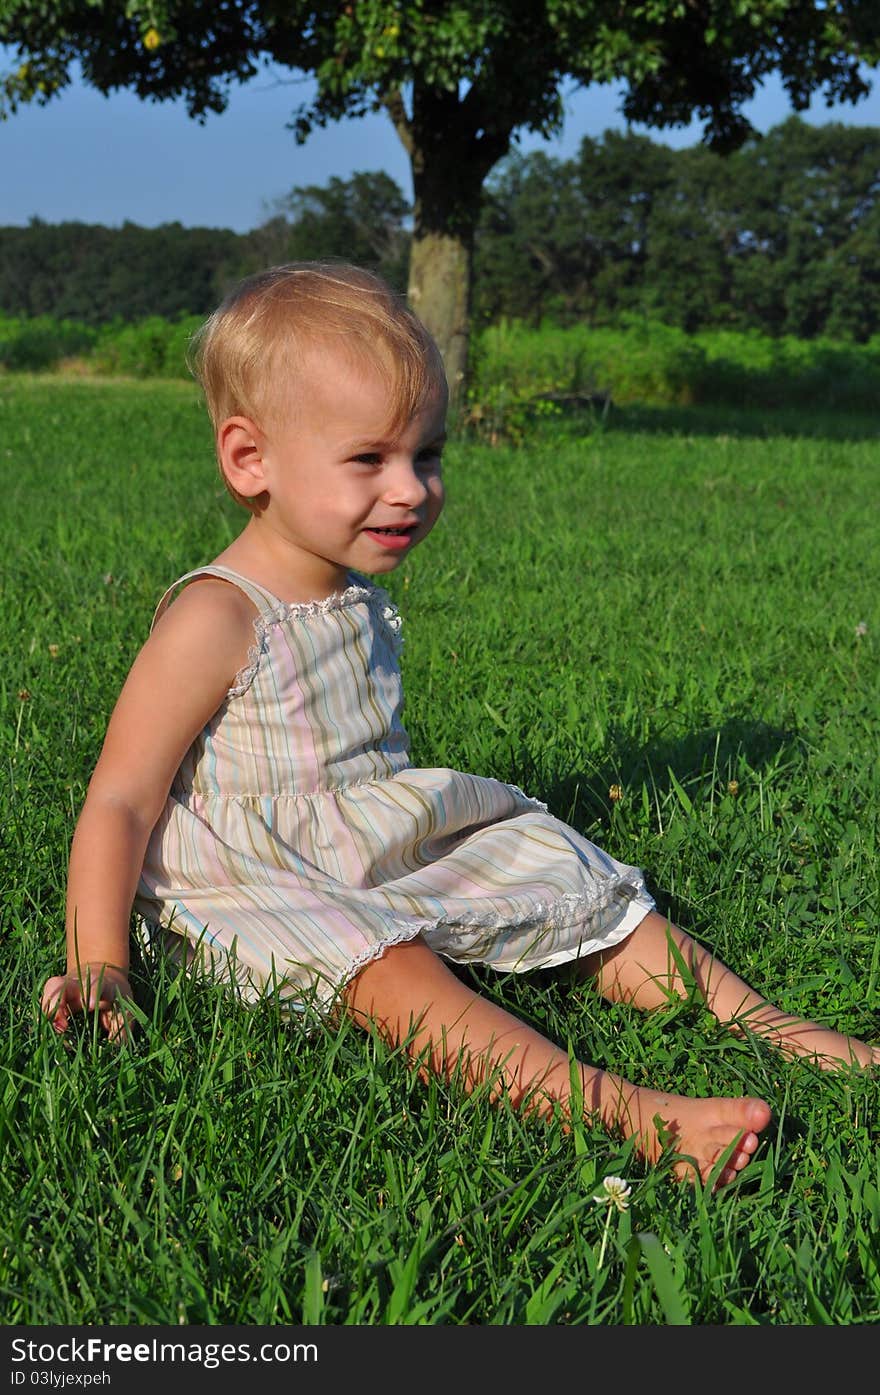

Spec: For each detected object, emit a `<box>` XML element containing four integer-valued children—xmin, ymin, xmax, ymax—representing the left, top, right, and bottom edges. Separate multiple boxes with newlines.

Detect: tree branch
<box><xmin>382</xmin><ymin>87</ymin><xmax>413</xmax><ymax>156</ymax></box>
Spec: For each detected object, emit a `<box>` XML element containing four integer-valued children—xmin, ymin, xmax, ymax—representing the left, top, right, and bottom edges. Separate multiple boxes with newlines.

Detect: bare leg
<box><xmin>581</xmin><ymin>910</ymin><xmax>880</xmax><ymax>1069</ymax></box>
<box><xmin>344</xmin><ymin>937</ymin><xmax>772</xmax><ymax>1187</ymax></box>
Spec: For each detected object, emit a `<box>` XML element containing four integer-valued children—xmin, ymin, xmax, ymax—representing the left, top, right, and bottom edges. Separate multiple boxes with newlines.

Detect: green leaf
<box><xmin>637</xmin><ymin>1232</ymin><xmax>691</xmax><ymax>1325</ymax></box>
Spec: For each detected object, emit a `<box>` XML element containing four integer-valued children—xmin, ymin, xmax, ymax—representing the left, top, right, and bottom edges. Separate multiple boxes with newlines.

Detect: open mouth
<box><xmin>365</xmin><ymin>524</ymin><xmax>417</xmax><ymax>549</ymax></box>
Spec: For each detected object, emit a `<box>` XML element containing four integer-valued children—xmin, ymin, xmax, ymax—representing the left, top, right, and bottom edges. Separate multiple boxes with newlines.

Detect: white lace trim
<box><xmin>327</xmin><ymin>874</ymin><xmax>652</xmax><ymax>1008</ymax></box>
<box><xmin>422</xmin><ymin>873</ymin><xmax>647</xmax><ymax>939</ymax></box>
<box><xmin>505</xmin><ymin>783</ymin><xmax>549</xmax><ymax>813</ymax></box>
<box><xmin>332</xmin><ymin>875</ymin><xmax>649</xmax><ymax>990</ymax></box>
<box><xmin>227</xmin><ymin>581</ymin><xmax>403</xmax><ymax>698</ymax></box>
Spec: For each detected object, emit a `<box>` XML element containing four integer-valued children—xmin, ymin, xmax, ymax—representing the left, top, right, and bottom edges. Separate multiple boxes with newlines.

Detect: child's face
<box><xmin>245</xmin><ymin>346</ymin><xmax>447</xmax><ymax>591</ymax></box>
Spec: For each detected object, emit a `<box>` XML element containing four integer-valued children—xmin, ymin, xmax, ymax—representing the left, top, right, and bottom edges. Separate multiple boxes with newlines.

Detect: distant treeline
<box><xmin>0</xmin><ymin>170</ymin><xmax>411</xmax><ymax>324</ymax></box>
<box><xmin>3</xmin><ymin>117</ymin><xmax>879</xmax><ymax>340</ymax></box>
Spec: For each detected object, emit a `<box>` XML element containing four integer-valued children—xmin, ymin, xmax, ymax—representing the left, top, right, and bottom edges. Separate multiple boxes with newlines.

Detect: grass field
<box><xmin>1</xmin><ymin>376</ymin><xmax>879</xmax><ymax>1324</ymax></box>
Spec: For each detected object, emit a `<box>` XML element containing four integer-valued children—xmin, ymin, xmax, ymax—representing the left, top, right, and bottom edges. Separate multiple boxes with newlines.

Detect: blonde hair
<box><xmin>188</xmin><ymin>261</ymin><xmax>447</xmax><ymax>510</ymax></box>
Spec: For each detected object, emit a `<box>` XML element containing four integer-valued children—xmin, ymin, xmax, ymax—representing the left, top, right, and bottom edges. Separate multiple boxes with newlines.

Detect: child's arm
<box><xmin>41</xmin><ymin>579</ymin><xmax>258</xmax><ymax>1037</ymax></box>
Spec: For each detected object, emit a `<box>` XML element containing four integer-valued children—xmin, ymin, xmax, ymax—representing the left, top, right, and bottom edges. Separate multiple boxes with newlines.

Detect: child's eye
<box><xmin>352</xmin><ymin>453</ymin><xmax>382</xmax><ymax>466</ymax></box>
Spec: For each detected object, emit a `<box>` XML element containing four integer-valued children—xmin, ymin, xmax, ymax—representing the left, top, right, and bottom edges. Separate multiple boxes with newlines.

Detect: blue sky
<box><xmin>2</xmin><ymin>53</ymin><xmax>878</xmax><ymax>233</ymax></box>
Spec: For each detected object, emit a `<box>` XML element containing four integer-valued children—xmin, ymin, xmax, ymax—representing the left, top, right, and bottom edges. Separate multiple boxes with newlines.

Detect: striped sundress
<box><xmin>136</xmin><ymin>564</ymin><xmax>655</xmax><ymax>1016</ymax></box>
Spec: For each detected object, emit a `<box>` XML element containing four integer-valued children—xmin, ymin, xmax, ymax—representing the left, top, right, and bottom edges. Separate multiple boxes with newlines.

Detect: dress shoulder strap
<box><xmin>150</xmin><ymin>565</ymin><xmax>283</xmax><ymax>632</ymax></box>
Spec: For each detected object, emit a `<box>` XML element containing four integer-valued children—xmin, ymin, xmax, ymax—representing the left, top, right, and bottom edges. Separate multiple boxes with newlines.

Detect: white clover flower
<box><xmin>854</xmin><ymin>621</ymin><xmax>867</xmax><ymax>638</ymax></box>
<box><xmin>593</xmin><ymin>1176</ymin><xmax>632</xmax><ymax>1212</ymax></box>
<box><xmin>593</xmin><ymin>1176</ymin><xmax>632</xmax><ymax>1268</ymax></box>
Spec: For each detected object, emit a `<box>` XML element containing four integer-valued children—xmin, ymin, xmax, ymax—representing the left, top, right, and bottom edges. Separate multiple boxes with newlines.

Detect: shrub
<box><xmin>0</xmin><ymin>314</ymin><xmax>98</xmax><ymax>371</ymax></box>
<box><xmin>93</xmin><ymin>315</ymin><xmax>202</xmax><ymax>379</ymax></box>
<box><xmin>465</xmin><ymin>318</ymin><xmax>880</xmax><ymax>439</ymax></box>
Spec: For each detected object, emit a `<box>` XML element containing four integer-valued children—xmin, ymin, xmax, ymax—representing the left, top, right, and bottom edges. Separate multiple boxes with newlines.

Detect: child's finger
<box><xmin>39</xmin><ymin>975</ymin><xmax>64</xmax><ymax>1016</ymax></box>
<box><xmin>40</xmin><ymin>976</ymin><xmax>72</xmax><ymax>1032</ymax></box>
<box><xmin>85</xmin><ymin>971</ymin><xmax>115</xmax><ymax>1014</ymax></box>
<box><xmin>100</xmin><ymin>1002</ymin><xmax>134</xmax><ymax>1044</ymax></box>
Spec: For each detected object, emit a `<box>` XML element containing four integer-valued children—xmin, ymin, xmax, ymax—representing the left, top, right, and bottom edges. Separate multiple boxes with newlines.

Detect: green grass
<box><xmin>1</xmin><ymin>377</ymin><xmax>879</xmax><ymax>1324</ymax></box>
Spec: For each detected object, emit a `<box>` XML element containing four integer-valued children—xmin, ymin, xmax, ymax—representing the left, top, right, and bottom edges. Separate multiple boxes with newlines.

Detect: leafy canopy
<box><xmin>2</xmin><ymin>2</ymin><xmax>879</xmax><ymax>154</ymax></box>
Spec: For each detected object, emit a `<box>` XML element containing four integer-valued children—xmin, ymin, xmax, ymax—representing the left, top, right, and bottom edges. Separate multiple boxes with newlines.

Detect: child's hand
<box><xmin>40</xmin><ymin>964</ymin><xmax>134</xmax><ymax>1042</ymax></box>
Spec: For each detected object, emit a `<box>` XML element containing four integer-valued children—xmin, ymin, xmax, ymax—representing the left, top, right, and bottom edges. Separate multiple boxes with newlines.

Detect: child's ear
<box><xmin>217</xmin><ymin>417</ymin><xmax>269</xmax><ymax>501</ymax></box>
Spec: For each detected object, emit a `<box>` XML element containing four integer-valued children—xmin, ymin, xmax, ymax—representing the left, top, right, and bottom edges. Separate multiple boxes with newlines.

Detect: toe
<box><xmin>743</xmin><ymin>1098</ymin><xmax>772</xmax><ymax>1131</ymax></box>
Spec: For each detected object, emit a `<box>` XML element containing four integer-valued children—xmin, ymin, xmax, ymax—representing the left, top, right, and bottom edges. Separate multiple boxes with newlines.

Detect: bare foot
<box><xmin>616</xmin><ymin>1087</ymin><xmax>772</xmax><ymax>1187</ymax></box>
<box><xmin>737</xmin><ymin>1006</ymin><xmax>880</xmax><ymax>1070</ymax></box>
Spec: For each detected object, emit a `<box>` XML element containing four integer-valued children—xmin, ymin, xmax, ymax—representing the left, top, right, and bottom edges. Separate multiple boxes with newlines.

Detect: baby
<box><xmin>43</xmin><ymin>261</ymin><xmax>879</xmax><ymax>1188</ymax></box>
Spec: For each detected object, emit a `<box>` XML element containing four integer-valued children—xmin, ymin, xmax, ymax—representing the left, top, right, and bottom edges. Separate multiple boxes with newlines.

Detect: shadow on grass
<box><xmin>456</xmin><ymin>398</ymin><xmax>880</xmax><ymax>444</ymax></box>
<box><xmin>510</xmin><ymin>713</ymin><xmax>796</xmax><ymax>829</ymax></box>
<box><xmin>486</xmin><ymin>713</ymin><xmax>801</xmax><ymax>948</ymax></box>
<box><xmin>592</xmin><ymin>401</ymin><xmax>879</xmax><ymax>443</ymax></box>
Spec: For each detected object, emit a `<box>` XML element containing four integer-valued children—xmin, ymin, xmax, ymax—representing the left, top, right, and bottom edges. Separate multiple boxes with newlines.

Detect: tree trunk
<box><xmin>385</xmin><ymin>83</ymin><xmax>511</xmax><ymax>411</ymax></box>
<box><xmin>408</xmin><ymin>230</ymin><xmax>472</xmax><ymax>407</ymax></box>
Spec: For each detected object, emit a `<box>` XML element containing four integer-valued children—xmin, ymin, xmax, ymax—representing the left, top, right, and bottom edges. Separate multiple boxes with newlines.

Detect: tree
<box><xmin>259</xmin><ymin>170</ymin><xmax>411</xmax><ymax>293</ymax></box>
<box><xmin>0</xmin><ymin>217</ymin><xmax>242</xmax><ymax>321</ymax></box>
<box><xmin>638</xmin><ymin>143</ymin><xmax>736</xmax><ymax>331</ymax></box>
<box><xmin>726</xmin><ymin>117</ymin><xmax>880</xmax><ymax>338</ymax></box>
<box><xmin>2</xmin><ymin>2</ymin><xmax>878</xmax><ymax>403</ymax></box>
<box><xmin>474</xmin><ymin>150</ymin><xmax>602</xmax><ymax>327</ymax></box>
<box><xmin>474</xmin><ymin>119</ymin><xmax>880</xmax><ymax>339</ymax></box>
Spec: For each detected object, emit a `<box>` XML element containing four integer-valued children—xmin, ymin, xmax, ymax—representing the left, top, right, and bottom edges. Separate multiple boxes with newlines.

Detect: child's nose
<box><xmin>383</xmin><ymin>461</ymin><xmax>429</xmax><ymax>506</ymax></box>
